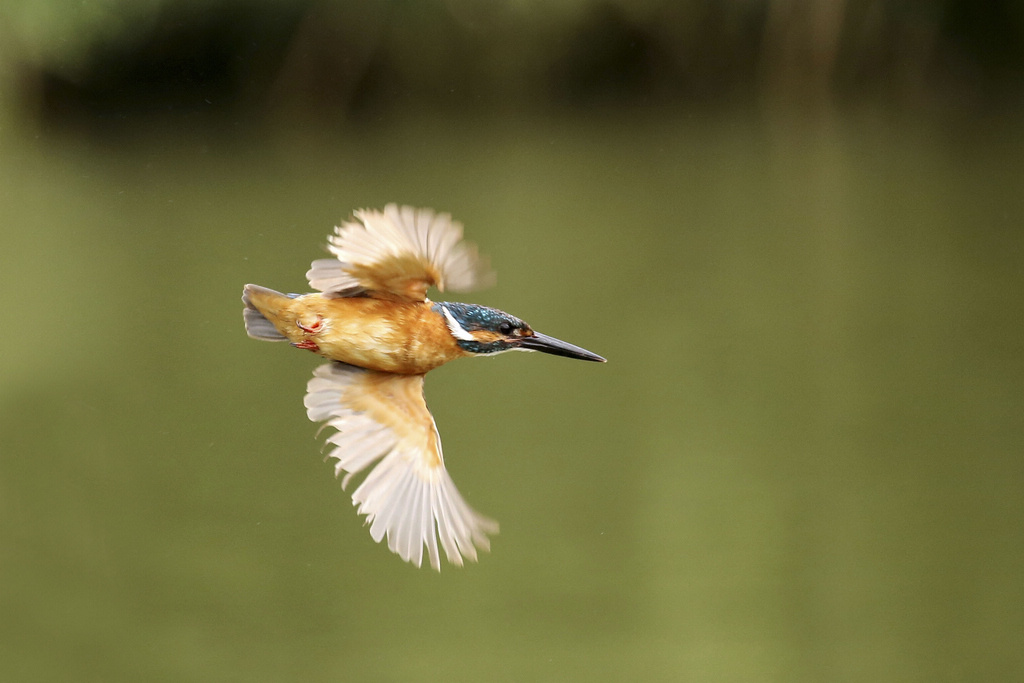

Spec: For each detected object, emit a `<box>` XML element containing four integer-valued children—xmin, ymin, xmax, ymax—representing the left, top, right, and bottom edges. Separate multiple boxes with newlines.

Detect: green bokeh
<box><xmin>2</xmin><ymin>111</ymin><xmax>1022</xmax><ymax>682</ymax></box>
<box><xmin>1</xmin><ymin>3</ymin><xmax>1023</xmax><ymax>680</ymax></box>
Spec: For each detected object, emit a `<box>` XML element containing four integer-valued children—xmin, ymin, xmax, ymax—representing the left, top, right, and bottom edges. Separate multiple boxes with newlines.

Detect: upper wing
<box><xmin>306</xmin><ymin>204</ymin><xmax>495</xmax><ymax>301</ymax></box>
<box><xmin>304</xmin><ymin>362</ymin><xmax>498</xmax><ymax>570</ymax></box>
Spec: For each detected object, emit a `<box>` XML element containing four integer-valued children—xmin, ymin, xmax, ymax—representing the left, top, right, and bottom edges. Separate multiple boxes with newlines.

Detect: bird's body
<box><xmin>243</xmin><ymin>204</ymin><xmax>604</xmax><ymax>570</ymax></box>
<box><xmin>243</xmin><ymin>289</ymin><xmax>467</xmax><ymax>374</ymax></box>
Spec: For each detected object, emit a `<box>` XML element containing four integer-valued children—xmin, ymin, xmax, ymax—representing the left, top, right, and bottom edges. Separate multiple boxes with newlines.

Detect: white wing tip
<box><xmin>350</xmin><ymin>457</ymin><xmax>498</xmax><ymax>571</ymax></box>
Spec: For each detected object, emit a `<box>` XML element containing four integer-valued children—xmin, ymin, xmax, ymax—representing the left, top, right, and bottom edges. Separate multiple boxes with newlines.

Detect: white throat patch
<box><xmin>440</xmin><ymin>306</ymin><xmax>476</xmax><ymax>342</ymax></box>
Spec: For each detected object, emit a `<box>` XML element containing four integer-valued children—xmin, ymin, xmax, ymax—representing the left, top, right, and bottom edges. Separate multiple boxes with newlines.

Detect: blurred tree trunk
<box><xmin>760</xmin><ymin>0</ymin><xmax>847</xmax><ymax>109</ymax></box>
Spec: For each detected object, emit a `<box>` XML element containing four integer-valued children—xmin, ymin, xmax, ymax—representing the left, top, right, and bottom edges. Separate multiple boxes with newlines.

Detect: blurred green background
<box><xmin>1</xmin><ymin>1</ymin><xmax>1022</xmax><ymax>681</ymax></box>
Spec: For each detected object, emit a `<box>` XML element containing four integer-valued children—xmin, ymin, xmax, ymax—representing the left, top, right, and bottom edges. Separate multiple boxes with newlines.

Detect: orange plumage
<box><xmin>244</xmin><ymin>290</ymin><xmax>467</xmax><ymax>374</ymax></box>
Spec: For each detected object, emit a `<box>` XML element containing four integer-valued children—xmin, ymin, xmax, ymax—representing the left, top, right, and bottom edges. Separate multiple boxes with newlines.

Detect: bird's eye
<box><xmin>498</xmin><ymin>322</ymin><xmax>515</xmax><ymax>336</ymax></box>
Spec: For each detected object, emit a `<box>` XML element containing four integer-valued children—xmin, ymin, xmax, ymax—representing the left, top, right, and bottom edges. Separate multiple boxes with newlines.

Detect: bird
<box><xmin>242</xmin><ymin>204</ymin><xmax>605</xmax><ymax>570</ymax></box>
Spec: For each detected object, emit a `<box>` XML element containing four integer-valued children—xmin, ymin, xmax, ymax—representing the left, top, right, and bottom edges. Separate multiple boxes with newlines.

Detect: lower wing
<box><xmin>304</xmin><ymin>362</ymin><xmax>497</xmax><ymax>570</ymax></box>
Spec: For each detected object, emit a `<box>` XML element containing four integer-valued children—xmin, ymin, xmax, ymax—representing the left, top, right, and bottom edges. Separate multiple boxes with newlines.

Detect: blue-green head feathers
<box><xmin>433</xmin><ymin>302</ymin><xmax>532</xmax><ymax>355</ymax></box>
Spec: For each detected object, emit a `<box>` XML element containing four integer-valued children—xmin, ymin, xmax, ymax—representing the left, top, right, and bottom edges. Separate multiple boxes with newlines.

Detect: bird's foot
<box><xmin>296</xmin><ymin>315</ymin><xmax>324</xmax><ymax>334</ymax></box>
<box><xmin>292</xmin><ymin>339</ymin><xmax>320</xmax><ymax>352</ymax></box>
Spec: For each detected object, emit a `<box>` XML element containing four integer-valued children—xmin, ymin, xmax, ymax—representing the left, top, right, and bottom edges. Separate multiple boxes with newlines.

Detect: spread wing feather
<box><xmin>306</xmin><ymin>204</ymin><xmax>495</xmax><ymax>301</ymax></box>
<box><xmin>304</xmin><ymin>362</ymin><xmax>497</xmax><ymax>570</ymax></box>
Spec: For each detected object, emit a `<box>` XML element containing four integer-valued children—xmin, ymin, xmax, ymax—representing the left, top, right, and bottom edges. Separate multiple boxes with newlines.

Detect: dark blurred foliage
<box><xmin>8</xmin><ymin>0</ymin><xmax>1024</xmax><ymax>135</ymax></box>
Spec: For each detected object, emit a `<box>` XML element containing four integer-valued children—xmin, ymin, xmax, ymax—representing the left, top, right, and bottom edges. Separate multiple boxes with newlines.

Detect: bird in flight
<box><xmin>243</xmin><ymin>204</ymin><xmax>605</xmax><ymax>570</ymax></box>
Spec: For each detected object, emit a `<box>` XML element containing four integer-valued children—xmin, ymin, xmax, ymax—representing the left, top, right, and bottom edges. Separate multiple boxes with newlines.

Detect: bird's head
<box><xmin>434</xmin><ymin>302</ymin><xmax>605</xmax><ymax>362</ymax></box>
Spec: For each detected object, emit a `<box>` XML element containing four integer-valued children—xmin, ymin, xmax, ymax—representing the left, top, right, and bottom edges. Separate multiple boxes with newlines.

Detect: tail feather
<box><xmin>242</xmin><ymin>284</ymin><xmax>289</xmax><ymax>341</ymax></box>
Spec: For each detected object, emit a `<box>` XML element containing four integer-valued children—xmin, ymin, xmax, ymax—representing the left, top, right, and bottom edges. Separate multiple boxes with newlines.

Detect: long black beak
<box><xmin>519</xmin><ymin>331</ymin><xmax>606</xmax><ymax>362</ymax></box>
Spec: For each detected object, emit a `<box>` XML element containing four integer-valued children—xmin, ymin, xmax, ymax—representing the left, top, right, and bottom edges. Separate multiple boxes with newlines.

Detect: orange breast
<box><xmin>283</xmin><ymin>295</ymin><xmax>467</xmax><ymax>374</ymax></box>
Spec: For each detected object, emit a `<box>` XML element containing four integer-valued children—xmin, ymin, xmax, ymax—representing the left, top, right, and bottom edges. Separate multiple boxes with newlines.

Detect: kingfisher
<box><xmin>242</xmin><ymin>204</ymin><xmax>604</xmax><ymax>570</ymax></box>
